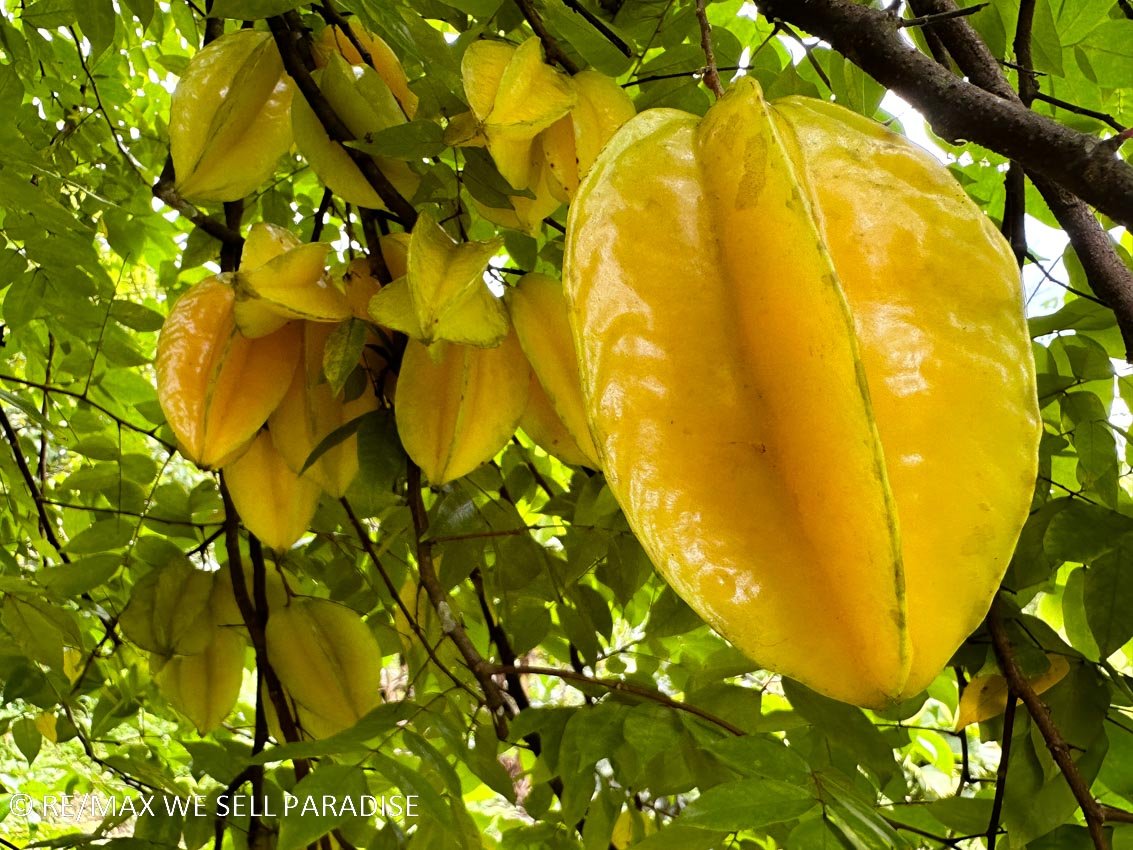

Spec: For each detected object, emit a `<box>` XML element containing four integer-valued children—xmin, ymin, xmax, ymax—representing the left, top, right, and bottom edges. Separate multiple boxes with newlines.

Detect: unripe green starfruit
<box><xmin>292</xmin><ymin>53</ymin><xmax>419</xmax><ymax>209</ymax></box>
<box><xmin>153</xmin><ymin>626</ymin><xmax>246</xmax><ymax>734</ymax></box>
<box><xmin>121</xmin><ymin>559</ymin><xmax>216</xmax><ymax>656</ymax></box>
<box><xmin>368</xmin><ymin>212</ymin><xmax>507</xmax><ymax>347</ymax></box>
<box><xmin>269</xmin><ymin>321</ymin><xmax>380</xmax><ymax>497</ymax></box>
<box><xmin>265</xmin><ymin>597</ymin><xmax>382</xmax><ymax>735</ymax></box>
<box><xmin>209</xmin><ymin>562</ymin><xmax>289</xmax><ymax>627</ymax></box>
<box><xmin>314</xmin><ymin>23</ymin><xmax>419</xmax><ymax>118</ymax></box>
<box><xmin>169</xmin><ymin>30</ymin><xmax>293</xmax><ymax>202</ymax></box>
<box><xmin>564</xmin><ymin>78</ymin><xmax>1040</xmax><ymax>708</ymax></box>
<box><xmin>396</xmin><ymin>331</ymin><xmax>530</xmax><ymax>485</ymax></box>
<box><xmin>156</xmin><ymin>276</ymin><xmax>301</xmax><ymax>469</ymax></box>
<box><xmin>508</xmin><ymin>273</ymin><xmax>599</xmax><ymax>468</ymax></box>
<box><xmin>223</xmin><ymin>430</ymin><xmax>321</xmax><ymax>551</ymax></box>
<box><xmin>460</xmin><ymin>37</ymin><xmax>576</xmax><ymax>190</ymax></box>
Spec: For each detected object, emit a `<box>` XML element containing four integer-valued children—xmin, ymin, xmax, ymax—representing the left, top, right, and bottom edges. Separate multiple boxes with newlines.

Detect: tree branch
<box><xmin>514</xmin><ymin>0</ymin><xmax>581</xmax><ymax>74</ymax></box>
<box><xmin>694</xmin><ymin>0</ymin><xmax>724</xmax><ymax>98</ymax></box>
<box><xmin>152</xmin><ymin>157</ymin><xmax>245</xmax><ymax>248</ymax></box>
<box><xmin>267</xmin><ymin>15</ymin><xmax>418</xmax><ymax>227</ymax></box>
<box><xmin>987</xmin><ymin>600</ymin><xmax>1107</xmax><ymax>849</ymax></box>
<box><xmin>757</xmin><ymin>0</ymin><xmax>1133</xmax><ymax>232</ymax></box>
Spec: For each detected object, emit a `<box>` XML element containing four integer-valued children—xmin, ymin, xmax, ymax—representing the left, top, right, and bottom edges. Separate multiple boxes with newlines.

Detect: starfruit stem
<box><xmin>695</xmin><ymin>0</ymin><xmax>725</xmax><ymax>98</ymax></box>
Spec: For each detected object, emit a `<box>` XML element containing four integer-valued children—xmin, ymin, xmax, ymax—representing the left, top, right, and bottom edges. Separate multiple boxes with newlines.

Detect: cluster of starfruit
<box><xmin>121</xmin><ymin>558</ymin><xmax>381</xmax><ymax>738</ymax></box>
<box><xmin>169</xmin><ymin>23</ymin><xmax>416</xmax><ymax>206</ymax></box>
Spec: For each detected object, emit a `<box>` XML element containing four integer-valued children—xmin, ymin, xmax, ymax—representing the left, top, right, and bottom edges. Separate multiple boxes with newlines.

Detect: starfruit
<box><xmin>564</xmin><ymin>78</ymin><xmax>1040</xmax><ymax>708</ymax></box>
<box><xmin>210</xmin><ymin>562</ymin><xmax>289</xmax><ymax>627</ymax></box>
<box><xmin>519</xmin><ymin>375</ymin><xmax>593</xmax><ymax>468</ymax></box>
<box><xmin>169</xmin><ymin>30</ymin><xmax>293</xmax><ymax>202</ymax></box>
<box><xmin>314</xmin><ymin>23</ymin><xmax>418</xmax><ymax>118</ymax></box>
<box><xmin>269</xmin><ymin>322</ymin><xmax>379</xmax><ymax>497</ymax></box>
<box><xmin>223</xmin><ymin>430</ymin><xmax>321</xmax><ymax>551</ymax></box>
<box><xmin>460</xmin><ymin>37</ymin><xmax>576</xmax><ymax>190</ymax></box>
<box><xmin>342</xmin><ymin>233</ymin><xmax>408</xmax><ymax>320</ymax></box>
<box><xmin>396</xmin><ymin>332</ymin><xmax>530</xmax><ymax>485</ymax></box>
<box><xmin>156</xmin><ymin>276</ymin><xmax>301</xmax><ymax>469</ymax></box>
<box><xmin>507</xmin><ymin>273</ymin><xmax>599</xmax><ymax>468</ymax></box>
<box><xmin>368</xmin><ymin>212</ymin><xmax>507</xmax><ymax>347</ymax></box>
<box><xmin>471</xmin><ymin>145</ymin><xmax>563</xmax><ymax>236</ymax></box>
<box><xmin>233</xmin><ymin>237</ymin><xmax>349</xmax><ymax>339</ymax></box>
<box><xmin>541</xmin><ymin>70</ymin><xmax>636</xmax><ymax>203</ymax></box>
<box><xmin>120</xmin><ymin>559</ymin><xmax>216</xmax><ymax>656</ymax></box>
<box><xmin>292</xmin><ymin>53</ymin><xmax>419</xmax><ymax>210</ymax></box>
<box><xmin>265</xmin><ymin>597</ymin><xmax>382</xmax><ymax>735</ymax></box>
<box><xmin>154</xmin><ymin>626</ymin><xmax>246</xmax><ymax>734</ymax></box>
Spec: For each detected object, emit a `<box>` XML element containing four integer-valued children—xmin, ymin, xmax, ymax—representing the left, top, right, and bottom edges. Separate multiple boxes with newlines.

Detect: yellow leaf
<box><xmin>955</xmin><ymin>655</ymin><xmax>1071</xmax><ymax>729</ymax></box>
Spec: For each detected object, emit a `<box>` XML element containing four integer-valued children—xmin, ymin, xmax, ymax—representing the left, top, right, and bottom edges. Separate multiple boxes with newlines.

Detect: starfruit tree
<box><xmin>0</xmin><ymin>1</ymin><xmax>1131</xmax><ymax>849</ymax></box>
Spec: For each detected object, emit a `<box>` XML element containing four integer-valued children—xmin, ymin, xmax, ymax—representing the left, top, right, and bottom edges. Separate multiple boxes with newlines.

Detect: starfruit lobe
<box><xmin>269</xmin><ymin>322</ymin><xmax>380</xmax><ymax>498</ymax></box>
<box><xmin>519</xmin><ymin>374</ymin><xmax>593</xmax><ymax>468</ymax></box>
<box><xmin>223</xmin><ymin>430</ymin><xmax>322</xmax><ymax>551</ymax></box>
<box><xmin>242</xmin><ymin>221</ymin><xmax>303</xmax><ymax>271</ymax></box>
<box><xmin>542</xmin><ymin>70</ymin><xmax>636</xmax><ymax>203</ymax></box>
<box><xmin>473</xmin><ymin>143</ymin><xmax>563</xmax><ymax>236</ymax></box>
<box><xmin>233</xmin><ymin>242</ymin><xmax>350</xmax><ymax>338</ymax></box>
<box><xmin>508</xmin><ymin>273</ymin><xmax>599</xmax><ymax>467</ymax></box>
<box><xmin>770</xmin><ymin>95</ymin><xmax>1039</xmax><ymax>698</ymax></box>
<box><xmin>314</xmin><ymin>23</ymin><xmax>418</xmax><ymax>118</ymax></box>
<box><xmin>120</xmin><ymin>559</ymin><xmax>217</xmax><ymax>656</ymax></box>
<box><xmin>342</xmin><ymin>233</ymin><xmax>409</xmax><ymax>320</ymax></box>
<box><xmin>265</xmin><ymin>597</ymin><xmax>382</xmax><ymax>735</ymax></box>
<box><xmin>565</xmin><ymin>77</ymin><xmax>1038</xmax><ymax>708</ymax></box>
<box><xmin>210</xmin><ymin>562</ymin><xmax>289</xmax><ymax>627</ymax></box>
<box><xmin>396</xmin><ymin>332</ymin><xmax>530</xmax><ymax>485</ymax></box>
<box><xmin>292</xmin><ymin>53</ymin><xmax>419</xmax><ymax>209</ymax></box>
<box><xmin>461</xmin><ymin>37</ymin><xmax>576</xmax><ymax>191</ymax></box>
<box><xmin>154</xmin><ymin>626</ymin><xmax>246</xmax><ymax>734</ymax></box>
<box><xmin>156</xmin><ymin>276</ymin><xmax>301</xmax><ymax>469</ymax></box>
<box><xmin>170</xmin><ymin>30</ymin><xmax>293</xmax><ymax>203</ymax></box>
<box><xmin>368</xmin><ymin>212</ymin><xmax>508</xmax><ymax>348</ymax></box>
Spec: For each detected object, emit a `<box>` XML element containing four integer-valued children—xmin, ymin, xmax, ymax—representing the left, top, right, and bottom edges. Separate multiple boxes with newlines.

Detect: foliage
<box><xmin>0</xmin><ymin>1</ymin><xmax>1129</xmax><ymax>849</ymax></box>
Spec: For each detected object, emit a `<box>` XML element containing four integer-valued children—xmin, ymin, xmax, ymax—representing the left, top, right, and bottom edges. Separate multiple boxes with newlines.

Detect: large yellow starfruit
<box><xmin>156</xmin><ymin>277</ymin><xmax>301</xmax><ymax>469</ymax></box>
<box><xmin>564</xmin><ymin>78</ymin><xmax>1040</xmax><ymax>708</ymax></box>
<box><xmin>292</xmin><ymin>53</ymin><xmax>419</xmax><ymax>210</ymax></box>
<box><xmin>395</xmin><ymin>332</ymin><xmax>530</xmax><ymax>485</ymax></box>
<box><xmin>269</xmin><ymin>322</ymin><xmax>379</xmax><ymax>498</ymax></box>
<box><xmin>233</xmin><ymin>239</ymin><xmax>349</xmax><ymax>339</ymax></box>
<box><xmin>508</xmin><ymin>273</ymin><xmax>599</xmax><ymax>468</ymax></box>
<box><xmin>265</xmin><ymin>597</ymin><xmax>382</xmax><ymax>735</ymax></box>
<box><xmin>153</xmin><ymin>626</ymin><xmax>246</xmax><ymax>734</ymax></box>
<box><xmin>223</xmin><ymin>430</ymin><xmax>321</xmax><ymax>551</ymax></box>
<box><xmin>169</xmin><ymin>30</ymin><xmax>293</xmax><ymax>203</ymax></box>
<box><xmin>314</xmin><ymin>23</ymin><xmax>419</xmax><ymax>118</ymax></box>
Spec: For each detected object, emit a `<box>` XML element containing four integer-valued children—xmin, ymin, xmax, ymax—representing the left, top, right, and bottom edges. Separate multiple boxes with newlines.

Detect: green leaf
<box><xmin>75</xmin><ymin>0</ymin><xmax>115</xmax><ymax>60</ymax></box>
<box><xmin>208</xmin><ymin>0</ymin><xmax>306</xmax><ymax>17</ymax></box>
<box><xmin>1080</xmin><ymin>21</ymin><xmax>1133</xmax><ymax>87</ymax></box>
<box><xmin>277</xmin><ymin>765</ymin><xmax>369</xmax><ymax>850</ymax></box>
<box><xmin>1044</xmin><ymin>502</ymin><xmax>1133</xmax><ymax>562</ymax></box>
<box><xmin>38</xmin><ymin>554</ymin><xmax>120</xmax><ymax>596</ymax></box>
<box><xmin>681</xmin><ymin>777</ymin><xmax>817</xmax><ymax>831</ymax></box>
<box><xmin>1055</xmin><ymin>0</ymin><xmax>1114</xmax><ymax>44</ymax></box>
<box><xmin>322</xmin><ymin>318</ymin><xmax>369</xmax><ymax>396</ymax></box>
<box><xmin>21</xmin><ymin>0</ymin><xmax>74</xmax><ymax>28</ymax></box>
<box><xmin>349</xmin><ymin>120</ymin><xmax>446</xmax><ymax>160</ymax></box>
<box><xmin>1084</xmin><ymin>546</ymin><xmax>1133</xmax><ymax>656</ymax></box>
<box><xmin>65</xmin><ymin>518</ymin><xmax>134</xmax><ymax>554</ymax></box>
<box><xmin>704</xmin><ymin>734</ymin><xmax>811</xmax><ymax>783</ymax></box>
<box><xmin>435</xmin><ymin>0</ymin><xmax>504</xmax><ymax>17</ymax></box>
<box><xmin>12</xmin><ymin>717</ymin><xmax>42</xmax><ymax>764</ymax></box>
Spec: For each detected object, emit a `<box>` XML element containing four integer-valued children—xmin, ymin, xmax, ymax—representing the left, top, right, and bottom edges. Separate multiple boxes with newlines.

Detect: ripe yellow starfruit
<box><xmin>265</xmin><ymin>597</ymin><xmax>382</xmax><ymax>735</ymax></box>
<box><xmin>153</xmin><ymin>626</ymin><xmax>246</xmax><ymax>734</ymax></box>
<box><xmin>292</xmin><ymin>53</ymin><xmax>419</xmax><ymax>210</ymax></box>
<box><xmin>314</xmin><ymin>23</ymin><xmax>419</xmax><ymax>118</ymax></box>
<box><xmin>519</xmin><ymin>375</ymin><xmax>593</xmax><ymax>468</ymax></box>
<box><xmin>156</xmin><ymin>277</ymin><xmax>301</xmax><ymax>469</ymax></box>
<box><xmin>169</xmin><ymin>30</ymin><xmax>293</xmax><ymax>202</ymax></box>
<box><xmin>269</xmin><ymin>322</ymin><xmax>380</xmax><ymax>497</ymax></box>
<box><xmin>564</xmin><ymin>78</ymin><xmax>1040</xmax><ymax>708</ymax></box>
<box><xmin>368</xmin><ymin>212</ymin><xmax>507</xmax><ymax>347</ymax></box>
<box><xmin>541</xmin><ymin>70</ymin><xmax>636</xmax><ymax>203</ymax></box>
<box><xmin>233</xmin><ymin>238</ymin><xmax>349</xmax><ymax>338</ymax></box>
<box><xmin>223</xmin><ymin>430</ymin><xmax>321</xmax><ymax>551</ymax></box>
<box><xmin>507</xmin><ymin>273</ymin><xmax>599</xmax><ymax>468</ymax></box>
<box><xmin>460</xmin><ymin>37</ymin><xmax>576</xmax><ymax>190</ymax></box>
<box><xmin>396</xmin><ymin>332</ymin><xmax>530</xmax><ymax>485</ymax></box>
<box><xmin>342</xmin><ymin>233</ymin><xmax>408</xmax><ymax>320</ymax></box>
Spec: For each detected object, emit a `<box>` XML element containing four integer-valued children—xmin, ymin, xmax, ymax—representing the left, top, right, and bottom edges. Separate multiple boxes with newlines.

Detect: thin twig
<box><xmin>694</xmin><ymin>0</ymin><xmax>724</xmax><ymax>98</ymax></box>
<box><xmin>986</xmin><ymin>678</ymin><xmax>1016</xmax><ymax>849</ymax></box>
<box><xmin>514</xmin><ymin>0</ymin><xmax>581</xmax><ymax>73</ymax></box>
<box><xmin>1033</xmin><ymin>93</ymin><xmax>1125</xmax><ymax>133</ymax></box>
<box><xmin>561</xmin><ymin>0</ymin><xmax>632</xmax><ymax>56</ymax></box>
<box><xmin>899</xmin><ymin>3</ymin><xmax>988</xmax><ymax>28</ymax></box>
<box><xmin>988</xmin><ymin>600</ymin><xmax>1107</xmax><ymax>849</ymax></box>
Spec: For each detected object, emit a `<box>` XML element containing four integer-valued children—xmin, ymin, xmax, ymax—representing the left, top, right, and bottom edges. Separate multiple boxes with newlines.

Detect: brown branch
<box><xmin>899</xmin><ymin>3</ymin><xmax>988</xmax><ymax>28</ymax></box>
<box><xmin>0</xmin><ymin>406</ymin><xmax>69</xmax><ymax>563</ymax></box>
<box><xmin>757</xmin><ymin>0</ymin><xmax>1133</xmax><ymax>232</ymax></box>
<box><xmin>495</xmin><ymin>664</ymin><xmax>745</xmax><ymax>736</ymax></box>
<box><xmin>406</xmin><ymin>460</ymin><xmax>512</xmax><ymax>737</ymax></box>
<box><xmin>987</xmin><ymin>600</ymin><xmax>1107</xmax><ymax>849</ymax></box>
<box><xmin>694</xmin><ymin>0</ymin><xmax>724</xmax><ymax>98</ymax></box>
<box><xmin>514</xmin><ymin>0</ymin><xmax>581</xmax><ymax>74</ymax></box>
<box><xmin>986</xmin><ymin>677</ymin><xmax>1016</xmax><ymax>849</ymax></box>
<box><xmin>152</xmin><ymin>157</ymin><xmax>245</xmax><ymax>248</ymax></box>
<box><xmin>1033</xmin><ymin>93</ymin><xmax>1126</xmax><ymax>133</ymax></box>
<box><xmin>561</xmin><ymin>0</ymin><xmax>632</xmax><ymax>57</ymax></box>
<box><xmin>267</xmin><ymin>15</ymin><xmax>418</xmax><ymax>227</ymax></box>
